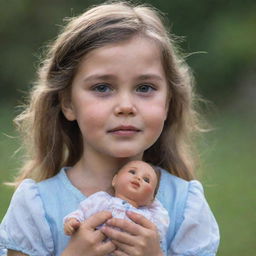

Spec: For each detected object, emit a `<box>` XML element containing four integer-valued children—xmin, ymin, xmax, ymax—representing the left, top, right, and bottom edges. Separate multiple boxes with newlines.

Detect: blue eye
<box><xmin>136</xmin><ymin>84</ymin><xmax>156</xmax><ymax>93</ymax></box>
<box><xmin>93</xmin><ymin>84</ymin><xmax>112</xmax><ymax>93</ymax></box>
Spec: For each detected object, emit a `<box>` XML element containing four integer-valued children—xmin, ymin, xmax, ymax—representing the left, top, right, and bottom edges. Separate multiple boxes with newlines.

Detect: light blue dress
<box><xmin>0</xmin><ymin>168</ymin><xmax>220</xmax><ymax>256</ymax></box>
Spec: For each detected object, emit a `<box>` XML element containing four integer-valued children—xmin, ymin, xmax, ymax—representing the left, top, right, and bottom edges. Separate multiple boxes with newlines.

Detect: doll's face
<box><xmin>112</xmin><ymin>161</ymin><xmax>157</xmax><ymax>207</ymax></box>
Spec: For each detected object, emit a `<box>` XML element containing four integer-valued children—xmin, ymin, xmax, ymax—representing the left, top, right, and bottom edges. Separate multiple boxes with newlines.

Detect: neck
<box><xmin>67</xmin><ymin>146</ymin><xmax>143</xmax><ymax>195</ymax></box>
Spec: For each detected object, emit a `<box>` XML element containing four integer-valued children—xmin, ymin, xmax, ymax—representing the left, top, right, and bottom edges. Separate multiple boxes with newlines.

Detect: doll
<box><xmin>63</xmin><ymin>161</ymin><xmax>169</xmax><ymax>249</ymax></box>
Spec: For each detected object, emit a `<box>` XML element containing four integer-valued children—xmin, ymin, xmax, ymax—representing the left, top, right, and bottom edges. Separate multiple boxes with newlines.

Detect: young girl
<box><xmin>0</xmin><ymin>1</ymin><xmax>220</xmax><ymax>256</ymax></box>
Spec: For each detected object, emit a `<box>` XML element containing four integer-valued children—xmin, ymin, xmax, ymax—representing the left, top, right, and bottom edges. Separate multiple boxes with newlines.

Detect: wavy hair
<box><xmin>13</xmin><ymin>1</ymin><xmax>203</xmax><ymax>185</ymax></box>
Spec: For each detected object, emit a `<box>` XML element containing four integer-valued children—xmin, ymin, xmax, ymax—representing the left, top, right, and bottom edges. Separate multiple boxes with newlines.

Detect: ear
<box><xmin>112</xmin><ymin>175</ymin><xmax>117</xmax><ymax>188</ymax></box>
<box><xmin>60</xmin><ymin>95</ymin><xmax>76</xmax><ymax>121</ymax></box>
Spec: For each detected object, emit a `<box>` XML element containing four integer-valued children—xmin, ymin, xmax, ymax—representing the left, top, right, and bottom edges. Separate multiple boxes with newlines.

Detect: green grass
<box><xmin>199</xmin><ymin>112</ymin><xmax>256</xmax><ymax>256</ymax></box>
<box><xmin>0</xmin><ymin>104</ymin><xmax>22</xmax><ymax>220</ymax></box>
<box><xmin>0</xmin><ymin>104</ymin><xmax>255</xmax><ymax>255</ymax></box>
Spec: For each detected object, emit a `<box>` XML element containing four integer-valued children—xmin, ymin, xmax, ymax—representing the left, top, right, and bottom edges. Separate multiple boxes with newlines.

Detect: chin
<box><xmin>111</xmin><ymin>149</ymin><xmax>142</xmax><ymax>159</ymax></box>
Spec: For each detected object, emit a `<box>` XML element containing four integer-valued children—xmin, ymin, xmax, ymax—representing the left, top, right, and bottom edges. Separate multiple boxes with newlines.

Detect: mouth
<box><xmin>130</xmin><ymin>181</ymin><xmax>140</xmax><ymax>188</ymax></box>
<box><xmin>107</xmin><ymin>125</ymin><xmax>141</xmax><ymax>135</ymax></box>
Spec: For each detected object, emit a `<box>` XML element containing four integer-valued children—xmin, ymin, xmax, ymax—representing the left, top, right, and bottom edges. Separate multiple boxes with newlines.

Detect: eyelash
<box><xmin>143</xmin><ymin>177</ymin><xmax>150</xmax><ymax>183</ymax></box>
<box><xmin>128</xmin><ymin>170</ymin><xmax>136</xmax><ymax>174</ymax></box>
<box><xmin>128</xmin><ymin>170</ymin><xmax>150</xmax><ymax>183</ymax></box>
<box><xmin>91</xmin><ymin>84</ymin><xmax>112</xmax><ymax>93</ymax></box>
<box><xmin>91</xmin><ymin>83</ymin><xmax>156</xmax><ymax>95</ymax></box>
<box><xmin>136</xmin><ymin>84</ymin><xmax>156</xmax><ymax>94</ymax></box>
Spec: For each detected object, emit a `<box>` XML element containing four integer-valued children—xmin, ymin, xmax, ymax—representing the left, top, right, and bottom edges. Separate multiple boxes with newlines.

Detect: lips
<box><xmin>131</xmin><ymin>180</ymin><xmax>140</xmax><ymax>188</ymax></box>
<box><xmin>107</xmin><ymin>125</ymin><xmax>141</xmax><ymax>135</ymax></box>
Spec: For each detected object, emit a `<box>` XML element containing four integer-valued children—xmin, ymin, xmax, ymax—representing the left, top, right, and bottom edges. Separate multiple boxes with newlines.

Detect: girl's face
<box><xmin>63</xmin><ymin>36</ymin><xmax>169</xmax><ymax>160</ymax></box>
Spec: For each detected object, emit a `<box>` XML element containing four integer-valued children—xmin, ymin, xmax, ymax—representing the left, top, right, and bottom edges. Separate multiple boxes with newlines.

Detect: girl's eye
<box><xmin>136</xmin><ymin>84</ymin><xmax>156</xmax><ymax>94</ymax></box>
<box><xmin>128</xmin><ymin>170</ymin><xmax>136</xmax><ymax>174</ymax></box>
<box><xmin>92</xmin><ymin>84</ymin><xmax>112</xmax><ymax>93</ymax></box>
<box><xmin>143</xmin><ymin>177</ymin><xmax>150</xmax><ymax>183</ymax></box>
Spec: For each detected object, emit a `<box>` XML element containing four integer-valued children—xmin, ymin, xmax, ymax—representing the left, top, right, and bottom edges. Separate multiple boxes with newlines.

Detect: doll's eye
<box><xmin>143</xmin><ymin>177</ymin><xmax>150</xmax><ymax>183</ymax></box>
<box><xmin>128</xmin><ymin>170</ymin><xmax>136</xmax><ymax>174</ymax></box>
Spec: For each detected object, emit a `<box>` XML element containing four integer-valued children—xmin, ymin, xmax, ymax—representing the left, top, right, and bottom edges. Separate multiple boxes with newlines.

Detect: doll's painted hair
<box><xmin>14</xmin><ymin>1</ymin><xmax>202</xmax><ymax>185</ymax></box>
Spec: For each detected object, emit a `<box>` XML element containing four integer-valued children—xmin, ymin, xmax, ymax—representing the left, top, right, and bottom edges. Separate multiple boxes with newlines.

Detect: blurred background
<box><xmin>0</xmin><ymin>0</ymin><xmax>255</xmax><ymax>255</ymax></box>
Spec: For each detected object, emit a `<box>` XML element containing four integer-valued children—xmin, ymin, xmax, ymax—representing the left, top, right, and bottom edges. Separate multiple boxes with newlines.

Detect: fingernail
<box><xmin>106</xmin><ymin>219</ymin><xmax>112</xmax><ymax>225</ymax></box>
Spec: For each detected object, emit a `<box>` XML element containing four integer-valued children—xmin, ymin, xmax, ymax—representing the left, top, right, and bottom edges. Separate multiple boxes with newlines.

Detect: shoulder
<box><xmin>0</xmin><ymin>179</ymin><xmax>54</xmax><ymax>255</ymax></box>
<box><xmin>156</xmin><ymin>168</ymin><xmax>220</xmax><ymax>255</ymax></box>
<box><xmin>169</xmin><ymin>179</ymin><xmax>220</xmax><ymax>255</ymax></box>
<box><xmin>157</xmin><ymin>168</ymin><xmax>204</xmax><ymax>206</ymax></box>
<box><xmin>8</xmin><ymin>179</ymin><xmax>43</xmax><ymax>211</ymax></box>
<box><xmin>156</xmin><ymin>168</ymin><xmax>190</xmax><ymax>215</ymax></box>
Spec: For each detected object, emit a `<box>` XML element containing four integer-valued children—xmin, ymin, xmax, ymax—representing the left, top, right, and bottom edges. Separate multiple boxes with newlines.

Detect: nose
<box><xmin>114</xmin><ymin>93</ymin><xmax>137</xmax><ymax>116</ymax></box>
<box><xmin>135</xmin><ymin>176</ymin><xmax>141</xmax><ymax>181</ymax></box>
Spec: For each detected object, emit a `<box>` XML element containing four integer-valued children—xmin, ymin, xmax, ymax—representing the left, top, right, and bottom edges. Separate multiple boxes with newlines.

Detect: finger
<box><xmin>78</xmin><ymin>223</ymin><xmax>107</xmax><ymax>242</ymax></box>
<box><xmin>106</xmin><ymin>217</ymin><xmax>143</xmax><ymax>235</ymax></box>
<box><xmin>112</xmin><ymin>240</ymin><xmax>135</xmax><ymax>255</ymax></box>
<box><xmin>65</xmin><ymin>226</ymin><xmax>73</xmax><ymax>236</ymax></box>
<box><xmin>69</xmin><ymin>219</ymin><xmax>80</xmax><ymax>230</ymax></box>
<box><xmin>126</xmin><ymin>211</ymin><xmax>156</xmax><ymax>230</ymax></box>
<box><xmin>72</xmin><ymin>221</ymin><xmax>80</xmax><ymax>230</ymax></box>
<box><xmin>93</xmin><ymin>228</ymin><xmax>108</xmax><ymax>242</ymax></box>
<box><xmin>85</xmin><ymin>211</ymin><xmax>112</xmax><ymax>229</ymax></box>
<box><xmin>66</xmin><ymin>223</ymin><xmax>75</xmax><ymax>235</ymax></box>
<box><xmin>97</xmin><ymin>240</ymin><xmax>116</xmax><ymax>255</ymax></box>
<box><xmin>113</xmin><ymin>249</ymin><xmax>129</xmax><ymax>256</ymax></box>
<box><xmin>101</xmin><ymin>225</ymin><xmax>135</xmax><ymax>245</ymax></box>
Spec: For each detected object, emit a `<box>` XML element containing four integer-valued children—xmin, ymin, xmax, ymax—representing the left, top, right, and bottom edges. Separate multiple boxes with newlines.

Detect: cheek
<box><xmin>77</xmin><ymin>103</ymin><xmax>108</xmax><ymax>131</ymax></box>
<box><xmin>144</xmin><ymin>103</ymin><xmax>167</xmax><ymax>133</ymax></box>
<box><xmin>143</xmin><ymin>184</ymin><xmax>155</xmax><ymax>196</ymax></box>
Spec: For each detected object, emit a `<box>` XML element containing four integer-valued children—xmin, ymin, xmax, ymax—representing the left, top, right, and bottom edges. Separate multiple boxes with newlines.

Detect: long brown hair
<box><xmin>13</xmin><ymin>1</ymin><xmax>203</xmax><ymax>185</ymax></box>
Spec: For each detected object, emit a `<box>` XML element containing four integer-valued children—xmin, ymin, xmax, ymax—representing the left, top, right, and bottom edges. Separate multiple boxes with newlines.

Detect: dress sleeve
<box><xmin>169</xmin><ymin>180</ymin><xmax>220</xmax><ymax>256</ymax></box>
<box><xmin>0</xmin><ymin>179</ymin><xmax>54</xmax><ymax>256</ymax></box>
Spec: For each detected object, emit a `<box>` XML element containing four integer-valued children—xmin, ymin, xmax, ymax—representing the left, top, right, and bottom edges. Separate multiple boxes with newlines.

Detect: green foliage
<box><xmin>0</xmin><ymin>0</ymin><xmax>255</xmax><ymax>102</ymax></box>
<box><xmin>0</xmin><ymin>103</ymin><xmax>21</xmax><ymax>220</ymax></box>
<box><xmin>201</xmin><ymin>112</ymin><xmax>256</xmax><ymax>256</ymax></box>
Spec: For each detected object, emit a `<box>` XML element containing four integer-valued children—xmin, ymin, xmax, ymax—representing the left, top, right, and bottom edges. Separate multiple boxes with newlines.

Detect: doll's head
<box><xmin>112</xmin><ymin>161</ymin><xmax>158</xmax><ymax>208</ymax></box>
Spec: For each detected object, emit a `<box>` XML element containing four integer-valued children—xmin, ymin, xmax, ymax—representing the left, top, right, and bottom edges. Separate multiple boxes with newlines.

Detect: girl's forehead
<box><xmin>78</xmin><ymin>36</ymin><xmax>164</xmax><ymax>72</ymax></box>
<box><xmin>72</xmin><ymin>36</ymin><xmax>168</xmax><ymax>88</ymax></box>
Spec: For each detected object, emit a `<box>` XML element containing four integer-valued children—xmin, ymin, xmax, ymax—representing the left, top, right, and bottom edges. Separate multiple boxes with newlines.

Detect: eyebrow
<box><xmin>83</xmin><ymin>74</ymin><xmax>115</xmax><ymax>82</ymax></box>
<box><xmin>137</xmin><ymin>74</ymin><xmax>164</xmax><ymax>81</ymax></box>
<box><xmin>83</xmin><ymin>73</ymin><xmax>164</xmax><ymax>82</ymax></box>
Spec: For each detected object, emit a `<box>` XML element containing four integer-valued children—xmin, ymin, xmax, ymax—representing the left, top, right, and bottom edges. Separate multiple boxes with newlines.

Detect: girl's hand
<box><xmin>101</xmin><ymin>211</ymin><xmax>163</xmax><ymax>256</ymax></box>
<box><xmin>62</xmin><ymin>211</ymin><xmax>116</xmax><ymax>256</ymax></box>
